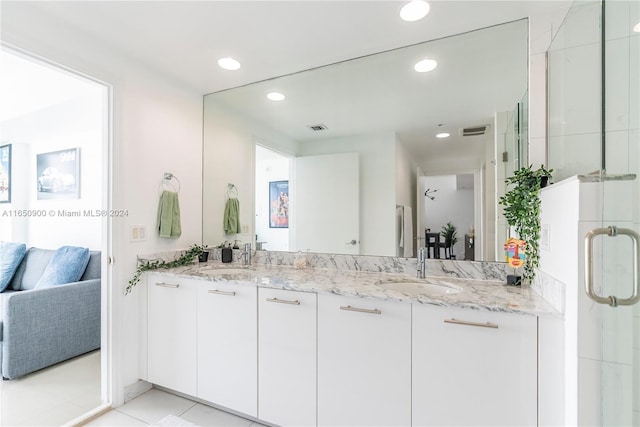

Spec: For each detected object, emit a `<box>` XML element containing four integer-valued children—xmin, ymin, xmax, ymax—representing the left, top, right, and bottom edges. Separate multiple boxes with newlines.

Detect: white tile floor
<box><xmin>0</xmin><ymin>350</ymin><xmax>102</xmax><ymax>426</ymax></box>
<box><xmin>86</xmin><ymin>389</ymin><xmax>266</xmax><ymax>427</ymax></box>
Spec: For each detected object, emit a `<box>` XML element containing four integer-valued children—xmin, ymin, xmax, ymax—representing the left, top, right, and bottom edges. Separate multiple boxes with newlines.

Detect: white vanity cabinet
<box><xmin>412</xmin><ymin>305</ymin><xmax>537</xmax><ymax>427</ymax></box>
<box><xmin>258</xmin><ymin>288</ymin><xmax>317</xmax><ymax>426</ymax></box>
<box><xmin>146</xmin><ymin>273</ymin><xmax>198</xmax><ymax>396</ymax></box>
<box><xmin>317</xmin><ymin>293</ymin><xmax>411</xmax><ymax>427</ymax></box>
<box><xmin>197</xmin><ymin>280</ymin><xmax>257</xmax><ymax>417</ymax></box>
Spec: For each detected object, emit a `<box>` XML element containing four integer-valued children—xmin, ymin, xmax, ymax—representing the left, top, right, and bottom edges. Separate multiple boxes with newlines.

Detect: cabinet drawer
<box><xmin>318</xmin><ymin>293</ymin><xmax>411</xmax><ymax>427</ymax></box>
<box><xmin>259</xmin><ymin>288</ymin><xmax>317</xmax><ymax>426</ymax></box>
<box><xmin>197</xmin><ymin>281</ymin><xmax>257</xmax><ymax>417</ymax></box>
<box><xmin>412</xmin><ymin>305</ymin><xmax>537</xmax><ymax>426</ymax></box>
<box><xmin>146</xmin><ymin>274</ymin><xmax>197</xmax><ymax>396</ymax></box>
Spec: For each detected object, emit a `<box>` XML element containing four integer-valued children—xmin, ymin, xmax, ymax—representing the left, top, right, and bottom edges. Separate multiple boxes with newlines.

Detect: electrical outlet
<box><xmin>242</xmin><ymin>225</ymin><xmax>249</xmax><ymax>234</ymax></box>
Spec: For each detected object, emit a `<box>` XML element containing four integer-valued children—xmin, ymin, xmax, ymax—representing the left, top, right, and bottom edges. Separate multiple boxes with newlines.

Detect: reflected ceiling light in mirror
<box><xmin>414</xmin><ymin>58</ymin><xmax>437</xmax><ymax>72</ymax></box>
<box><xmin>436</xmin><ymin>132</ymin><xmax>450</xmax><ymax>138</ymax></box>
<box><xmin>218</xmin><ymin>57</ymin><xmax>241</xmax><ymax>71</ymax></box>
<box><xmin>267</xmin><ymin>92</ymin><xmax>285</xmax><ymax>101</ymax></box>
<box><xmin>400</xmin><ymin>0</ymin><xmax>430</xmax><ymax>22</ymax></box>
<box><xmin>633</xmin><ymin>22</ymin><xmax>640</xmax><ymax>33</ymax></box>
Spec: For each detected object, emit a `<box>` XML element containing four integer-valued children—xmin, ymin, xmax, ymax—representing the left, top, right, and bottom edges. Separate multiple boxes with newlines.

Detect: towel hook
<box><xmin>162</xmin><ymin>172</ymin><xmax>181</xmax><ymax>193</ymax></box>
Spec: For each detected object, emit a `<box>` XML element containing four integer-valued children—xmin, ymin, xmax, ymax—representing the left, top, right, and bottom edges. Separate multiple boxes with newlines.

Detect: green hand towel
<box><xmin>157</xmin><ymin>190</ymin><xmax>182</xmax><ymax>238</ymax></box>
<box><xmin>224</xmin><ymin>197</ymin><xmax>241</xmax><ymax>234</ymax></box>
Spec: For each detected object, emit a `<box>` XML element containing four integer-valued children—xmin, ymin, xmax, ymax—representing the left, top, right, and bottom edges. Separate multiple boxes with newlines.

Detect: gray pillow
<box><xmin>0</xmin><ymin>242</ymin><xmax>27</xmax><ymax>292</ymax></box>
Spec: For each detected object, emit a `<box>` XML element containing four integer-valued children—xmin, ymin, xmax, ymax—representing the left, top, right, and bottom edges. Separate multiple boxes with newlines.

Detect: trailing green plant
<box><xmin>125</xmin><ymin>243</ymin><xmax>207</xmax><ymax>295</ymax></box>
<box><xmin>498</xmin><ymin>165</ymin><xmax>553</xmax><ymax>282</ymax></box>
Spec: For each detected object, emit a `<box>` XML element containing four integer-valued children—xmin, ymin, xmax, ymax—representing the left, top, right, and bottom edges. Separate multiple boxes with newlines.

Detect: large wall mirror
<box><xmin>203</xmin><ymin>19</ymin><xmax>528</xmax><ymax>261</ymax></box>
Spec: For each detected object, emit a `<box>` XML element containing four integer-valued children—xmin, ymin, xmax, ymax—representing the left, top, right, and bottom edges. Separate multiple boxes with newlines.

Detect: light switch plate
<box><xmin>131</xmin><ymin>225</ymin><xmax>147</xmax><ymax>241</ymax></box>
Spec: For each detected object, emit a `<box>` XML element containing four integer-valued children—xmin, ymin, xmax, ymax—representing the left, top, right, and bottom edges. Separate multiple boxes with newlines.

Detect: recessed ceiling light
<box><xmin>400</xmin><ymin>0</ymin><xmax>430</xmax><ymax>22</ymax></box>
<box><xmin>436</xmin><ymin>132</ymin><xmax>450</xmax><ymax>139</ymax></box>
<box><xmin>414</xmin><ymin>59</ymin><xmax>438</xmax><ymax>73</ymax></box>
<box><xmin>218</xmin><ymin>57</ymin><xmax>240</xmax><ymax>71</ymax></box>
<box><xmin>267</xmin><ymin>92</ymin><xmax>285</xmax><ymax>101</ymax></box>
<box><xmin>633</xmin><ymin>22</ymin><xmax>640</xmax><ymax>33</ymax></box>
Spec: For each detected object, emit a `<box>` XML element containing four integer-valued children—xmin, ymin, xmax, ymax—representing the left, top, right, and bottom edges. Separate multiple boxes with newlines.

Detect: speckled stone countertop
<box><xmin>147</xmin><ymin>261</ymin><xmax>559</xmax><ymax>317</ymax></box>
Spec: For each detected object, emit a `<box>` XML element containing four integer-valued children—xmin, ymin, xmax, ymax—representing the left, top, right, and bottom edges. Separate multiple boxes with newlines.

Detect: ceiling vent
<box><xmin>460</xmin><ymin>125</ymin><xmax>487</xmax><ymax>136</ymax></box>
<box><xmin>307</xmin><ymin>124</ymin><xmax>328</xmax><ymax>131</ymax></box>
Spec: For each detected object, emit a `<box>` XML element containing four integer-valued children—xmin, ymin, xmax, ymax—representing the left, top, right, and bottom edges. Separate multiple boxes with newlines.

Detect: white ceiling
<box><xmin>0</xmin><ymin>1</ymin><xmax>572</xmax><ymax>161</ymax></box>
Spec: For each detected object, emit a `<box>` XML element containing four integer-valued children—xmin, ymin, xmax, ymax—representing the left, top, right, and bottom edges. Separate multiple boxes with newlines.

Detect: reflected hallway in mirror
<box><xmin>255</xmin><ymin>144</ymin><xmax>292</xmax><ymax>252</ymax></box>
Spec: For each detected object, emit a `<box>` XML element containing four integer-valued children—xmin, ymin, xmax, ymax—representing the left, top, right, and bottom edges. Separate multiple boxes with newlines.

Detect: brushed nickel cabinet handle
<box><xmin>266</xmin><ymin>297</ymin><xmax>301</xmax><ymax>305</ymax></box>
<box><xmin>340</xmin><ymin>305</ymin><xmax>381</xmax><ymax>315</ymax></box>
<box><xmin>155</xmin><ymin>282</ymin><xmax>180</xmax><ymax>288</ymax></box>
<box><xmin>208</xmin><ymin>289</ymin><xmax>236</xmax><ymax>296</ymax></box>
<box><xmin>444</xmin><ymin>318</ymin><xmax>499</xmax><ymax>329</ymax></box>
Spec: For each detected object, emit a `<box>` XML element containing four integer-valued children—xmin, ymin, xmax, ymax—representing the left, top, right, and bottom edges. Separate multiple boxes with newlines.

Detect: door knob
<box><xmin>346</xmin><ymin>239</ymin><xmax>358</xmax><ymax>245</ymax></box>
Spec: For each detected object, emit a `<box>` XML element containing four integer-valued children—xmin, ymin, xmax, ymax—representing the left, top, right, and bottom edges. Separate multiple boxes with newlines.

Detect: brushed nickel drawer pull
<box><xmin>340</xmin><ymin>305</ymin><xmax>381</xmax><ymax>315</ymax></box>
<box><xmin>208</xmin><ymin>289</ymin><xmax>236</xmax><ymax>296</ymax></box>
<box><xmin>266</xmin><ymin>297</ymin><xmax>301</xmax><ymax>305</ymax></box>
<box><xmin>155</xmin><ymin>282</ymin><xmax>180</xmax><ymax>288</ymax></box>
<box><xmin>444</xmin><ymin>318</ymin><xmax>499</xmax><ymax>329</ymax></box>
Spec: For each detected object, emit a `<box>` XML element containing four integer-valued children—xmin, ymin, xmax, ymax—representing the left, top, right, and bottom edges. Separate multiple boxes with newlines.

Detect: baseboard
<box><xmin>124</xmin><ymin>379</ymin><xmax>152</xmax><ymax>403</ymax></box>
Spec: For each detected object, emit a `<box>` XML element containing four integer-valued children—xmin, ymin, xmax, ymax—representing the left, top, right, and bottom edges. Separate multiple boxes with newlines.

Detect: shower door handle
<box><xmin>584</xmin><ymin>226</ymin><xmax>640</xmax><ymax>307</ymax></box>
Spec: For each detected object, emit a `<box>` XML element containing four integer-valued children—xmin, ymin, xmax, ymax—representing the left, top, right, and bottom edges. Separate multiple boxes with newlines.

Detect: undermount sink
<box><xmin>377</xmin><ymin>280</ymin><xmax>462</xmax><ymax>295</ymax></box>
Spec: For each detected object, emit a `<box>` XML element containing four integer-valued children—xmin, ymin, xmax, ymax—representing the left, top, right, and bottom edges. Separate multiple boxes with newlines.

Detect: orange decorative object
<box><xmin>504</xmin><ymin>238</ymin><xmax>527</xmax><ymax>269</ymax></box>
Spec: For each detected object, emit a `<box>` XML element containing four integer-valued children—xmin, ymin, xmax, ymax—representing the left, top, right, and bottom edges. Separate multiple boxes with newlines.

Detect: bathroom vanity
<box><xmin>139</xmin><ymin>260</ymin><xmax>556</xmax><ymax>427</ymax></box>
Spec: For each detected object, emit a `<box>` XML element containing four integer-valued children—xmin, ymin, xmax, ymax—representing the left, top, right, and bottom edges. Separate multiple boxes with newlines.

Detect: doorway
<box><xmin>0</xmin><ymin>46</ymin><xmax>110</xmax><ymax>425</ymax></box>
<box><xmin>418</xmin><ymin>173</ymin><xmax>479</xmax><ymax>261</ymax></box>
<box><xmin>254</xmin><ymin>144</ymin><xmax>291</xmax><ymax>252</ymax></box>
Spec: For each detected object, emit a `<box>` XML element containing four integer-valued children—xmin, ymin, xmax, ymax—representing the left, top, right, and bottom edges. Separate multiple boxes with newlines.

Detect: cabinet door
<box><xmin>258</xmin><ymin>288</ymin><xmax>317</xmax><ymax>427</ymax></box>
<box><xmin>412</xmin><ymin>305</ymin><xmax>537</xmax><ymax>427</ymax></box>
<box><xmin>197</xmin><ymin>280</ymin><xmax>257</xmax><ymax>417</ymax></box>
<box><xmin>317</xmin><ymin>293</ymin><xmax>411</xmax><ymax>427</ymax></box>
<box><xmin>147</xmin><ymin>274</ymin><xmax>197</xmax><ymax>396</ymax></box>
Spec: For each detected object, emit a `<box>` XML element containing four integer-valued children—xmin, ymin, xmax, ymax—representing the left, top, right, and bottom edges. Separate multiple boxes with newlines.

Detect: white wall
<box><xmin>203</xmin><ymin>100</ymin><xmax>297</xmax><ymax>249</ymax></box>
<box><xmin>297</xmin><ymin>132</ymin><xmax>396</xmax><ymax>256</ymax></box>
<box><xmin>1</xmin><ymin>7</ymin><xmax>205</xmax><ymax>407</ymax></box>
<box><xmin>0</xmin><ymin>92</ymin><xmax>105</xmax><ymax>250</ymax></box>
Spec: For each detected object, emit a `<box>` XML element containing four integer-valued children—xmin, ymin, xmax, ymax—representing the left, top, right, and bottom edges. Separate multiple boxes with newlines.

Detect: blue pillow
<box><xmin>0</xmin><ymin>242</ymin><xmax>27</xmax><ymax>292</ymax></box>
<box><xmin>35</xmin><ymin>246</ymin><xmax>90</xmax><ymax>289</ymax></box>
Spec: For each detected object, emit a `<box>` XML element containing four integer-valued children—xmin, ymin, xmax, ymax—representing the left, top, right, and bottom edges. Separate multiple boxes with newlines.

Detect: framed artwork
<box><xmin>269</xmin><ymin>180</ymin><xmax>289</xmax><ymax>228</ymax></box>
<box><xmin>36</xmin><ymin>148</ymin><xmax>81</xmax><ymax>200</ymax></box>
<box><xmin>0</xmin><ymin>144</ymin><xmax>11</xmax><ymax>203</ymax></box>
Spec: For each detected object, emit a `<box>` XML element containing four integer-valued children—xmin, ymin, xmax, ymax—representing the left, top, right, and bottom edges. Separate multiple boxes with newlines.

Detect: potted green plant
<box><xmin>498</xmin><ymin>165</ymin><xmax>553</xmax><ymax>283</ymax></box>
<box><xmin>125</xmin><ymin>243</ymin><xmax>207</xmax><ymax>295</ymax></box>
<box><xmin>440</xmin><ymin>222</ymin><xmax>458</xmax><ymax>259</ymax></box>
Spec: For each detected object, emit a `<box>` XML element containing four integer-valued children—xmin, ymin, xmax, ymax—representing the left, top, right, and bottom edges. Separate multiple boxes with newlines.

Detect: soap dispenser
<box><xmin>222</xmin><ymin>243</ymin><xmax>233</xmax><ymax>263</ymax></box>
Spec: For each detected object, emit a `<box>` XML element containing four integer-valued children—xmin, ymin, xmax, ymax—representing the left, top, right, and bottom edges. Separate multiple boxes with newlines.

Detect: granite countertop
<box><xmin>148</xmin><ymin>261</ymin><xmax>559</xmax><ymax>317</ymax></box>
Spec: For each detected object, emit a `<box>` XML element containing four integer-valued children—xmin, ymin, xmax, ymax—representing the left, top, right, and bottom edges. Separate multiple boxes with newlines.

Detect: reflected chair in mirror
<box><xmin>437</xmin><ymin>233</ymin><xmax>454</xmax><ymax>259</ymax></box>
<box><xmin>424</xmin><ymin>232</ymin><xmax>441</xmax><ymax>259</ymax></box>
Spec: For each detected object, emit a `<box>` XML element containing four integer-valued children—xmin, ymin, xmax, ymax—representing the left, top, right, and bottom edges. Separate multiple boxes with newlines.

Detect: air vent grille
<box><xmin>307</xmin><ymin>124</ymin><xmax>328</xmax><ymax>131</ymax></box>
<box><xmin>460</xmin><ymin>125</ymin><xmax>487</xmax><ymax>136</ymax></box>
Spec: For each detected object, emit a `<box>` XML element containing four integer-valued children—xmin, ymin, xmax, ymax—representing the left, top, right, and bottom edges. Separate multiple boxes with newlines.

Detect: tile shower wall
<box><xmin>547</xmin><ymin>0</ymin><xmax>602</xmax><ymax>181</ymax></box>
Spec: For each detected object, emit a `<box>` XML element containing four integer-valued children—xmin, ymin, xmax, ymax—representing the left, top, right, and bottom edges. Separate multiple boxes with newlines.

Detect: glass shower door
<box><xmin>588</xmin><ymin>1</ymin><xmax>639</xmax><ymax>425</ymax></box>
<box><xmin>600</xmin><ymin>1</ymin><xmax>640</xmax><ymax>425</ymax></box>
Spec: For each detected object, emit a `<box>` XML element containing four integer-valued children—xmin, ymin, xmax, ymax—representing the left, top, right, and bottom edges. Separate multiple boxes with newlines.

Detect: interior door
<box><xmin>293</xmin><ymin>153</ymin><xmax>360</xmax><ymax>254</ymax></box>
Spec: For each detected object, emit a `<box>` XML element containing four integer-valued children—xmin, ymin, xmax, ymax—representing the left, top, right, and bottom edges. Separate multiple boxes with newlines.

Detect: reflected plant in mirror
<box><xmin>203</xmin><ymin>19</ymin><xmax>529</xmax><ymax>262</ymax></box>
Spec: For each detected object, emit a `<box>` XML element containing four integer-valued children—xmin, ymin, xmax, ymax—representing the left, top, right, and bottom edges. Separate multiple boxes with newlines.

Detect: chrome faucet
<box><xmin>240</xmin><ymin>243</ymin><xmax>252</xmax><ymax>266</ymax></box>
<box><xmin>417</xmin><ymin>247</ymin><xmax>426</xmax><ymax>279</ymax></box>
